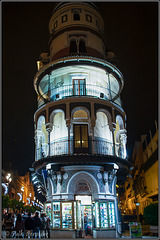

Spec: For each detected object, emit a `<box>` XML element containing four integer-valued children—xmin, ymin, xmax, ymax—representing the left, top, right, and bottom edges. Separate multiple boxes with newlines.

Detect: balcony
<box><xmin>38</xmin><ymin>84</ymin><xmax>122</xmax><ymax>108</ymax></box>
<box><xmin>36</xmin><ymin>139</ymin><xmax>126</xmax><ymax>161</ymax></box>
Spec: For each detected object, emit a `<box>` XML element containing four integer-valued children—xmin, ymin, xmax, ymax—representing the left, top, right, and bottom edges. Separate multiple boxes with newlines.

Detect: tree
<box><xmin>2</xmin><ymin>195</ymin><xmax>12</xmax><ymax>210</ymax></box>
<box><xmin>143</xmin><ymin>203</ymin><xmax>158</xmax><ymax>226</ymax></box>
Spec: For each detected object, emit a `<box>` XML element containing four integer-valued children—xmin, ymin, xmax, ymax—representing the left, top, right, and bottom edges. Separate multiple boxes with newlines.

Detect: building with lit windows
<box><xmin>32</xmin><ymin>2</ymin><xmax>129</xmax><ymax>238</ymax></box>
<box><xmin>121</xmin><ymin>121</ymin><xmax>158</xmax><ymax>219</ymax></box>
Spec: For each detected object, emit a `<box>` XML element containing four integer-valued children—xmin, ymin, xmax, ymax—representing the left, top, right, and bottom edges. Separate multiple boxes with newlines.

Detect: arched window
<box><xmin>79</xmin><ymin>40</ymin><xmax>86</xmax><ymax>54</ymax></box>
<box><xmin>70</xmin><ymin>40</ymin><xmax>77</xmax><ymax>54</ymax></box>
<box><xmin>73</xmin><ymin>11</ymin><xmax>80</xmax><ymax>21</ymax></box>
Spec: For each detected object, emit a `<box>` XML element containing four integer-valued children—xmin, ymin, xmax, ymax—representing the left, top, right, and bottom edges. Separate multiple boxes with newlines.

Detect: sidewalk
<box><xmin>122</xmin><ymin>225</ymin><xmax>158</xmax><ymax>239</ymax></box>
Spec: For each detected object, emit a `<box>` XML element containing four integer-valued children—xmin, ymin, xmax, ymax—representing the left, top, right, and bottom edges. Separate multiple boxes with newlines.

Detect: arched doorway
<box><xmin>67</xmin><ymin>171</ymin><xmax>99</xmax><ymax>237</ymax></box>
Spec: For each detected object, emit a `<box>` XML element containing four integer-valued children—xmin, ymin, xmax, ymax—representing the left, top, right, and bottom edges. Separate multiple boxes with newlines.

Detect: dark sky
<box><xmin>2</xmin><ymin>2</ymin><xmax>158</xmax><ymax>176</ymax></box>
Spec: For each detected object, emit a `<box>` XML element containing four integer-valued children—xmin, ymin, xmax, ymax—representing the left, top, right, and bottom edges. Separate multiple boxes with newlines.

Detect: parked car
<box><xmin>122</xmin><ymin>215</ymin><xmax>137</xmax><ymax>231</ymax></box>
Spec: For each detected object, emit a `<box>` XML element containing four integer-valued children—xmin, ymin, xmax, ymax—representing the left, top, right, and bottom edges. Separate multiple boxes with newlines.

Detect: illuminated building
<box><xmin>2</xmin><ymin>170</ymin><xmax>35</xmax><ymax>207</ymax></box>
<box><xmin>32</xmin><ymin>3</ymin><xmax>129</xmax><ymax>238</ymax></box>
<box><xmin>122</xmin><ymin>121</ymin><xmax>158</xmax><ymax>218</ymax></box>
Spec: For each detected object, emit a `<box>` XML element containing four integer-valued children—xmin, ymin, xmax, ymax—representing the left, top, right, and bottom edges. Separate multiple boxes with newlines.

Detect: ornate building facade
<box><xmin>121</xmin><ymin>121</ymin><xmax>158</xmax><ymax>218</ymax></box>
<box><xmin>32</xmin><ymin>3</ymin><xmax>129</xmax><ymax>238</ymax></box>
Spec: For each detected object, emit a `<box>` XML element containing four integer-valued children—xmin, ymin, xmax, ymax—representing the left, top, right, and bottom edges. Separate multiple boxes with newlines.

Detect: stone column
<box><xmin>35</xmin><ymin>130</ymin><xmax>42</xmax><ymax>160</ymax></box>
<box><xmin>120</xmin><ymin>132</ymin><xmax>127</xmax><ymax>159</ymax></box>
<box><xmin>66</xmin><ymin>120</ymin><xmax>71</xmax><ymax>155</ymax></box>
<box><xmin>103</xmin><ymin>172</ymin><xmax>109</xmax><ymax>194</ymax></box>
<box><xmin>46</xmin><ymin>123</ymin><xmax>52</xmax><ymax>157</ymax></box>
<box><xmin>66</xmin><ymin>102</ymin><xmax>71</xmax><ymax>154</ymax></box>
<box><xmin>112</xmin><ymin>108</ymin><xmax>116</xmax><ymax>156</ymax></box>
<box><xmin>91</xmin><ymin>102</ymin><xmax>95</xmax><ymax>154</ymax></box>
<box><xmin>56</xmin><ymin>172</ymin><xmax>62</xmax><ymax>194</ymax></box>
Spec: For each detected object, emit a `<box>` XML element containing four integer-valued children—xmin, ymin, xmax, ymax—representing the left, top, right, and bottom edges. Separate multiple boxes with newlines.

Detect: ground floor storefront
<box><xmin>45</xmin><ymin>195</ymin><xmax>117</xmax><ymax>238</ymax></box>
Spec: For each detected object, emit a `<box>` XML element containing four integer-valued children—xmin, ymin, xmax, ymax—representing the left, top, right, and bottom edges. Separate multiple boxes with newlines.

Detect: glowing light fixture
<box><xmin>2</xmin><ymin>183</ymin><xmax>8</xmax><ymax>195</ymax></box>
<box><xmin>17</xmin><ymin>193</ymin><xmax>22</xmax><ymax>201</ymax></box>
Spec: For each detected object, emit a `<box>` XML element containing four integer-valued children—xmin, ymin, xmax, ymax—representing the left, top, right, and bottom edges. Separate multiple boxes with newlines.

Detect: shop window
<box><xmin>74</xmin><ymin>11</ymin><xmax>80</xmax><ymax>21</ymax></box>
<box><xmin>93</xmin><ymin>201</ymin><xmax>115</xmax><ymax>229</ymax></box>
<box><xmin>62</xmin><ymin>14</ymin><xmax>67</xmax><ymax>23</ymax></box>
<box><xmin>74</xmin><ymin>124</ymin><xmax>88</xmax><ymax>153</ymax></box>
<box><xmin>86</xmin><ymin>14</ymin><xmax>92</xmax><ymax>23</ymax></box>
<box><xmin>79</xmin><ymin>40</ymin><xmax>86</xmax><ymax>54</ymax></box>
<box><xmin>70</xmin><ymin>40</ymin><xmax>77</xmax><ymax>54</ymax></box>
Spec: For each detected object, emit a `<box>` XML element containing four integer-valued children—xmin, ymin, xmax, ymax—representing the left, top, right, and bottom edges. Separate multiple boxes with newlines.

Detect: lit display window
<box><xmin>93</xmin><ymin>201</ymin><xmax>116</xmax><ymax>229</ymax></box>
<box><xmin>62</xmin><ymin>202</ymin><xmax>73</xmax><ymax>229</ymax></box>
<box><xmin>53</xmin><ymin>202</ymin><xmax>60</xmax><ymax>228</ymax></box>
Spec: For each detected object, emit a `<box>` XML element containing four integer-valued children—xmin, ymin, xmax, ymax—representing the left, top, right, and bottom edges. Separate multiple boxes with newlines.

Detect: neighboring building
<box><xmin>32</xmin><ymin>3</ymin><xmax>129</xmax><ymax>238</ymax></box>
<box><xmin>14</xmin><ymin>172</ymin><xmax>35</xmax><ymax>206</ymax></box>
<box><xmin>121</xmin><ymin>121</ymin><xmax>158</xmax><ymax>218</ymax></box>
<box><xmin>2</xmin><ymin>170</ymin><xmax>35</xmax><ymax>206</ymax></box>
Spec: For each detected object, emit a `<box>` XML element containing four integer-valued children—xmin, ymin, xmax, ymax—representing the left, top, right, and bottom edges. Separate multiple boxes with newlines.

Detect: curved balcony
<box><xmin>36</xmin><ymin>139</ymin><xmax>126</xmax><ymax>161</ymax></box>
<box><xmin>38</xmin><ymin>84</ymin><xmax>122</xmax><ymax>108</ymax></box>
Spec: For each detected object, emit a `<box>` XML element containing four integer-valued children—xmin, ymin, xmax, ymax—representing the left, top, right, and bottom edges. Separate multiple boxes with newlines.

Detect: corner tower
<box><xmin>32</xmin><ymin>2</ymin><xmax>130</xmax><ymax>238</ymax></box>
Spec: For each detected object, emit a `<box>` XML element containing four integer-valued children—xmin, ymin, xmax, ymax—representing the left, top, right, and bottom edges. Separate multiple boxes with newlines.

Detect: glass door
<box><xmin>73</xmin><ymin>79</ymin><xmax>86</xmax><ymax>96</ymax></box>
<box><xmin>62</xmin><ymin>202</ymin><xmax>73</xmax><ymax>229</ymax></box>
<box><xmin>74</xmin><ymin>124</ymin><xmax>89</xmax><ymax>153</ymax></box>
<box><xmin>52</xmin><ymin>202</ymin><xmax>60</xmax><ymax>228</ymax></box>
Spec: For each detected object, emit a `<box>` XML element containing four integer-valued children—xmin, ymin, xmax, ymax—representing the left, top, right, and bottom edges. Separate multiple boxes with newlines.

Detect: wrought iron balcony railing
<box><xmin>36</xmin><ymin>139</ymin><xmax>126</xmax><ymax>161</ymax></box>
<box><xmin>38</xmin><ymin>84</ymin><xmax>122</xmax><ymax>108</ymax></box>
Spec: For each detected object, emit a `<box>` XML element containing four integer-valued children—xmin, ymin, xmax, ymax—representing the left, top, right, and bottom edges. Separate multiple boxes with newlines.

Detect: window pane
<box><xmin>80</xmin><ymin>80</ymin><xmax>85</xmax><ymax>95</ymax></box>
<box><xmin>53</xmin><ymin>202</ymin><xmax>60</xmax><ymax>228</ymax></box>
<box><xmin>62</xmin><ymin>203</ymin><xmax>72</xmax><ymax>229</ymax></box>
<box><xmin>108</xmin><ymin>202</ymin><xmax>115</xmax><ymax>228</ymax></box>
<box><xmin>73</xmin><ymin>80</ymin><xmax>79</xmax><ymax>95</ymax></box>
<box><xmin>81</xmin><ymin>125</ymin><xmax>88</xmax><ymax>148</ymax></box>
<box><xmin>100</xmin><ymin>203</ymin><xmax>108</xmax><ymax>228</ymax></box>
<box><xmin>75</xmin><ymin>125</ymin><xmax>81</xmax><ymax>148</ymax></box>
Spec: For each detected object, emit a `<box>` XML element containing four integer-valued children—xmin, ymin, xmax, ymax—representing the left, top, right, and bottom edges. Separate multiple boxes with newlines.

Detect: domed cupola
<box><xmin>48</xmin><ymin>2</ymin><xmax>106</xmax><ymax>60</ymax></box>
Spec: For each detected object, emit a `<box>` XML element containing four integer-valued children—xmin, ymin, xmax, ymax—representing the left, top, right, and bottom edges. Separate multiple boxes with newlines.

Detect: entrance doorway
<box><xmin>75</xmin><ymin>195</ymin><xmax>92</xmax><ymax>237</ymax></box>
<box><xmin>73</xmin><ymin>79</ymin><xmax>86</xmax><ymax>96</ymax></box>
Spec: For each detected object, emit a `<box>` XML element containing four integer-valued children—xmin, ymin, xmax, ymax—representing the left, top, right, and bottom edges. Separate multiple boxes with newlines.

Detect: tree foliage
<box><xmin>143</xmin><ymin>203</ymin><xmax>158</xmax><ymax>226</ymax></box>
<box><xmin>2</xmin><ymin>195</ymin><xmax>41</xmax><ymax>213</ymax></box>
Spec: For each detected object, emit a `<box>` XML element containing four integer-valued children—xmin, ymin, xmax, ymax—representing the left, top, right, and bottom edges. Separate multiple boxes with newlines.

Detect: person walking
<box><xmin>84</xmin><ymin>212</ymin><xmax>88</xmax><ymax>236</ymax></box>
<box><xmin>4</xmin><ymin>213</ymin><xmax>14</xmax><ymax>237</ymax></box>
<box><xmin>46</xmin><ymin>215</ymin><xmax>51</xmax><ymax>238</ymax></box>
<box><xmin>40</xmin><ymin>213</ymin><xmax>47</xmax><ymax>238</ymax></box>
<box><xmin>24</xmin><ymin>212</ymin><xmax>34</xmax><ymax>237</ymax></box>
<box><xmin>14</xmin><ymin>213</ymin><xmax>24</xmax><ymax>237</ymax></box>
<box><xmin>33</xmin><ymin>212</ymin><xmax>42</xmax><ymax>237</ymax></box>
<box><xmin>24</xmin><ymin>212</ymin><xmax>34</xmax><ymax>230</ymax></box>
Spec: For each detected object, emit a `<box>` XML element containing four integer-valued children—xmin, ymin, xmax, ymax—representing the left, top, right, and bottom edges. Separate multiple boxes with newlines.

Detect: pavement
<box><xmin>122</xmin><ymin>225</ymin><xmax>159</xmax><ymax>239</ymax></box>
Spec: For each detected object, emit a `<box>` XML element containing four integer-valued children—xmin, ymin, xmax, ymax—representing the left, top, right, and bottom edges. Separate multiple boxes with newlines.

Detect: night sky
<box><xmin>2</xmin><ymin>2</ymin><xmax>158</xmax><ymax>176</ymax></box>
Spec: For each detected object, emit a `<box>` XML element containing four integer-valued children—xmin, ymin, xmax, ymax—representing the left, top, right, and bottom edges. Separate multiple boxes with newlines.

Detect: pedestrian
<box><xmin>45</xmin><ymin>215</ymin><xmax>51</xmax><ymax>238</ymax></box>
<box><xmin>40</xmin><ymin>213</ymin><xmax>47</xmax><ymax>237</ymax></box>
<box><xmin>84</xmin><ymin>212</ymin><xmax>88</xmax><ymax>236</ymax></box>
<box><xmin>14</xmin><ymin>213</ymin><xmax>24</xmax><ymax>237</ymax></box>
<box><xmin>33</xmin><ymin>212</ymin><xmax>42</xmax><ymax>236</ymax></box>
<box><xmin>24</xmin><ymin>212</ymin><xmax>34</xmax><ymax>230</ymax></box>
<box><xmin>4</xmin><ymin>213</ymin><xmax>14</xmax><ymax>237</ymax></box>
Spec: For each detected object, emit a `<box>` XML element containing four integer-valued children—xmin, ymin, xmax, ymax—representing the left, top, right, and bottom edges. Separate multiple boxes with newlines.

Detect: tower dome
<box><xmin>32</xmin><ymin>2</ymin><xmax>129</xmax><ymax>238</ymax></box>
<box><xmin>48</xmin><ymin>2</ymin><xmax>105</xmax><ymax>60</ymax></box>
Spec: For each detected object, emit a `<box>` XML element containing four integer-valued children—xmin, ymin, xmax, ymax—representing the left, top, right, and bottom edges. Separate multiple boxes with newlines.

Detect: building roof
<box><xmin>52</xmin><ymin>2</ymin><xmax>100</xmax><ymax>15</ymax></box>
